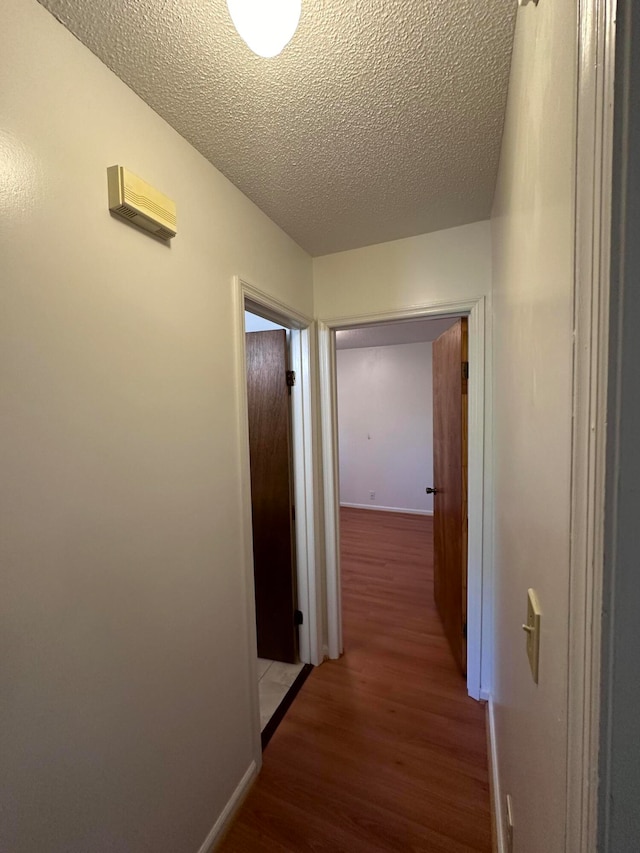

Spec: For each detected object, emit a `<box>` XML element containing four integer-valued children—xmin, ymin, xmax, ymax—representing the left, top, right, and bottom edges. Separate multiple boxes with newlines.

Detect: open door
<box><xmin>246</xmin><ymin>329</ymin><xmax>298</xmax><ymax>663</ymax></box>
<box><xmin>431</xmin><ymin>318</ymin><xmax>468</xmax><ymax>676</ymax></box>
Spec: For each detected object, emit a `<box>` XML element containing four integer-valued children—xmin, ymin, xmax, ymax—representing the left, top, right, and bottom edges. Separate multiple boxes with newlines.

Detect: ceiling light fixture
<box><xmin>226</xmin><ymin>0</ymin><xmax>301</xmax><ymax>58</ymax></box>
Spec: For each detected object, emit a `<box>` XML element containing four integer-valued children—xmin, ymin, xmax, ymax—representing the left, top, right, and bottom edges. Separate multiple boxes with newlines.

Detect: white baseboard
<box><xmin>198</xmin><ymin>760</ymin><xmax>257</xmax><ymax>853</ymax></box>
<box><xmin>340</xmin><ymin>502</ymin><xmax>433</xmax><ymax>516</ymax></box>
<box><xmin>487</xmin><ymin>698</ymin><xmax>505</xmax><ymax>853</ymax></box>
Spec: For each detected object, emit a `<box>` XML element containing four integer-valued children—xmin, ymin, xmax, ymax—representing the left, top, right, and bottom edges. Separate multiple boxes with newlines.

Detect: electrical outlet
<box><xmin>506</xmin><ymin>794</ymin><xmax>514</xmax><ymax>853</ymax></box>
<box><xmin>369</xmin><ymin>491</ymin><xmax>375</xmax><ymax>500</ymax></box>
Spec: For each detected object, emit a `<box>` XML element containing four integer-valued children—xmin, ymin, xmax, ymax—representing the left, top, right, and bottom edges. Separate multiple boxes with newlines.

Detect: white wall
<box><xmin>0</xmin><ymin>3</ymin><xmax>312</xmax><ymax>852</ymax></box>
<box><xmin>336</xmin><ymin>343</ymin><xmax>433</xmax><ymax>514</ymax></box>
<box><xmin>490</xmin><ymin>1</ymin><xmax>577</xmax><ymax>851</ymax></box>
<box><xmin>244</xmin><ymin>311</ymin><xmax>286</xmax><ymax>332</ymax></box>
<box><xmin>313</xmin><ymin>220</ymin><xmax>491</xmax><ymax>320</ymax></box>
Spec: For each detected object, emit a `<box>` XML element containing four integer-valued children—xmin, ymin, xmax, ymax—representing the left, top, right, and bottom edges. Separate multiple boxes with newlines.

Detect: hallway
<box><xmin>220</xmin><ymin>508</ymin><xmax>491</xmax><ymax>851</ymax></box>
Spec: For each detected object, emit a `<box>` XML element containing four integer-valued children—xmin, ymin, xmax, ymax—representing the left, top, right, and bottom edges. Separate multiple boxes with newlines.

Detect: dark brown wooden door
<box><xmin>246</xmin><ymin>330</ymin><xmax>298</xmax><ymax>663</ymax></box>
<box><xmin>432</xmin><ymin>318</ymin><xmax>468</xmax><ymax>676</ymax></box>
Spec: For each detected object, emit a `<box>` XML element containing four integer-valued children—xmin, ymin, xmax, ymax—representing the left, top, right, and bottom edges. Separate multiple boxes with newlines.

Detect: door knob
<box><xmin>425</xmin><ymin>487</ymin><xmax>438</xmax><ymax>495</ymax></box>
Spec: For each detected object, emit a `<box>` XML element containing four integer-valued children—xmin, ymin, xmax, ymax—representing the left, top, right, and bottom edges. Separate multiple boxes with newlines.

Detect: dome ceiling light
<box><xmin>226</xmin><ymin>0</ymin><xmax>302</xmax><ymax>58</ymax></box>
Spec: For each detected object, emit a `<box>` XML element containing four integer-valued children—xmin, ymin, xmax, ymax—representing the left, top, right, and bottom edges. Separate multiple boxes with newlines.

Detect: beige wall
<box><xmin>491</xmin><ymin>1</ymin><xmax>576</xmax><ymax>850</ymax></box>
<box><xmin>0</xmin><ymin>2</ymin><xmax>312</xmax><ymax>851</ymax></box>
<box><xmin>0</xmin><ymin>0</ymin><xmax>584</xmax><ymax>850</ymax></box>
<box><xmin>312</xmin><ymin>221</ymin><xmax>491</xmax><ymax>320</ymax></box>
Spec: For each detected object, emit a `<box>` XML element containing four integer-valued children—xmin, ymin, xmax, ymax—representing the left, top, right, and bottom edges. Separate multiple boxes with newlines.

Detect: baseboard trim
<box><xmin>340</xmin><ymin>502</ymin><xmax>433</xmax><ymax>516</ymax></box>
<box><xmin>487</xmin><ymin>698</ymin><xmax>505</xmax><ymax>853</ymax></box>
<box><xmin>199</xmin><ymin>760</ymin><xmax>257</xmax><ymax>852</ymax></box>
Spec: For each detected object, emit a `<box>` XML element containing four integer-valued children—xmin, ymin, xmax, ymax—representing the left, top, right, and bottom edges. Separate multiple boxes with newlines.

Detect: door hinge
<box><xmin>294</xmin><ymin>609</ymin><xmax>303</xmax><ymax>626</ymax></box>
<box><xmin>286</xmin><ymin>370</ymin><xmax>296</xmax><ymax>388</ymax></box>
<box><xmin>462</xmin><ymin>361</ymin><xmax>469</xmax><ymax>381</ymax></box>
<box><xmin>291</xmin><ymin>504</ymin><xmax>296</xmax><ymax>522</ymax></box>
<box><xmin>463</xmin><ymin>621</ymin><xmax>467</xmax><ymax>640</ymax></box>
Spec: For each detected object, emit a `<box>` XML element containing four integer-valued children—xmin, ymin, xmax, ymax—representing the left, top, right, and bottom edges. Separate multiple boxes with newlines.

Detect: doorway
<box><xmin>318</xmin><ymin>297</ymin><xmax>489</xmax><ymax>700</ymax></box>
<box><xmin>244</xmin><ymin>311</ymin><xmax>307</xmax><ymax>736</ymax></box>
<box><xmin>334</xmin><ymin>316</ymin><xmax>469</xmax><ymax>676</ymax></box>
<box><xmin>234</xmin><ymin>277</ymin><xmax>320</xmax><ymax>756</ymax></box>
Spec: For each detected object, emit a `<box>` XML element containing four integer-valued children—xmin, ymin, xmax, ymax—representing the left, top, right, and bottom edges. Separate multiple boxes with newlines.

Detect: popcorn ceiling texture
<box><xmin>38</xmin><ymin>0</ymin><xmax>516</xmax><ymax>256</ymax></box>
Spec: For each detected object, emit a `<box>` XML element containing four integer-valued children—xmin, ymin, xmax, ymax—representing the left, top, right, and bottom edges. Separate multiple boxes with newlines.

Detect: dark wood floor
<box><xmin>219</xmin><ymin>508</ymin><xmax>491</xmax><ymax>852</ymax></box>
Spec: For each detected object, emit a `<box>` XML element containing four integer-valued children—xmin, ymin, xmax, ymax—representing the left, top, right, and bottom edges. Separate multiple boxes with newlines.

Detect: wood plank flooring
<box><xmin>219</xmin><ymin>508</ymin><xmax>491</xmax><ymax>852</ymax></box>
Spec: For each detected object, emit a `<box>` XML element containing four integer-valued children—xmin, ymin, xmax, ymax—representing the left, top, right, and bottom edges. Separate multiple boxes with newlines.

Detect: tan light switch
<box><xmin>522</xmin><ymin>588</ymin><xmax>541</xmax><ymax>683</ymax></box>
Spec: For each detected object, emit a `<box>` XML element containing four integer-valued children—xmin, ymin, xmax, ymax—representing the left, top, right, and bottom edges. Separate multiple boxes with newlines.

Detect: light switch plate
<box><xmin>506</xmin><ymin>794</ymin><xmax>514</xmax><ymax>853</ymax></box>
<box><xmin>523</xmin><ymin>588</ymin><xmax>541</xmax><ymax>683</ymax></box>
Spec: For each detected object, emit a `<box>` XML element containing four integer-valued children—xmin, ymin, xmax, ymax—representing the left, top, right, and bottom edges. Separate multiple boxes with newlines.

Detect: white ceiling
<box><xmin>38</xmin><ymin>0</ymin><xmax>516</xmax><ymax>256</ymax></box>
<box><xmin>335</xmin><ymin>317</ymin><xmax>456</xmax><ymax>349</ymax></box>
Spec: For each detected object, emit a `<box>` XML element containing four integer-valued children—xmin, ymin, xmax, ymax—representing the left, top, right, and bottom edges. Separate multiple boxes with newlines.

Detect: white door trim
<box><xmin>318</xmin><ymin>296</ymin><xmax>489</xmax><ymax>700</ymax></box>
<box><xmin>233</xmin><ymin>277</ymin><xmax>320</xmax><ymax>762</ymax></box>
<box><xmin>565</xmin><ymin>0</ymin><xmax>616</xmax><ymax>848</ymax></box>
<box><xmin>318</xmin><ymin>320</ymin><xmax>342</xmax><ymax>659</ymax></box>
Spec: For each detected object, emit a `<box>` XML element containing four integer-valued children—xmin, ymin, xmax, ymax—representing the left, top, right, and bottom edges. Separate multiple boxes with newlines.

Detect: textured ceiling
<box><xmin>336</xmin><ymin>317</ymin><xmax>456</xmax><ymax>349</ymax></box>
<box><xmin>38</xmin><ymin>0</ymin><xmax>516</xmax><ymax>256</ymax></box>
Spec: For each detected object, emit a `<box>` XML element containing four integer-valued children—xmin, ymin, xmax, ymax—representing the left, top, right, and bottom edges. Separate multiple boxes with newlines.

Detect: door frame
<box><xmin>318</xmin><ymin>296</ymin><xmax>489</xmax><ymax>700</ymax></box>
<box><xmin>566</xmin><ymin>0</ymin><xmax>616</xmax><ymax>848</ymax></box>
<box><xmin>234</xmin><ymin>276</ymin><xmax>321</xmax><ymax>758</ymax></box>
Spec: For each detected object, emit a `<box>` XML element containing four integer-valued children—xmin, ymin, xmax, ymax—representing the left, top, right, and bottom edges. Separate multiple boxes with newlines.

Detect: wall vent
<box><xmin>114</xmin><ymin>205</ymin><xmax>137</xmax><ymax>220</ymax></box>
<box><xmin>107</xmin><ymin>166</ymin><xmax>177</xmax><ymax>240</ymax></box>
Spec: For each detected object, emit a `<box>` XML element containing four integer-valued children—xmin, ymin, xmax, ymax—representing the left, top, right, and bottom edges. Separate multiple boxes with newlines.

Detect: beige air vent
<box><xmin>107</xmin><ymin>165</ymin><xmax>177</xmax><ymax>240</ymax></box>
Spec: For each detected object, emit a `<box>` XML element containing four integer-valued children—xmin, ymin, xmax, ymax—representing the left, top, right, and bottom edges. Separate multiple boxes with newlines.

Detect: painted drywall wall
<box><xmin>0</xmin><ymin>3</ymin><xmax>312</xmax><ymax>852</ymax></box>
<box><xmin>336</xmin><ymin>343</ymin><xmax>433</xmax><ymax>514</ymax></box>
<box><xmin>599</xmin><ymin>2</ymin><xmax>640</xmax><ymax>849</ymax></box>
<box><xmin>490</xmin><ymin>1</ymin><xmax>577</xmax><ymax>851</ymax></box>
<box><xmin>312</xmin><ymin>220</ymin><xmax>491</xmax><ymax>320</ymax></box>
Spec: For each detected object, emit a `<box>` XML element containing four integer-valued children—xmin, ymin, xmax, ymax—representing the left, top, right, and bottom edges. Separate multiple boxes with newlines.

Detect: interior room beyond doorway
<box><xmin>336</xmin><ymin>317</ymin><xmax>456</xmax><ymax>517</ymax></box>
<box><xmin>335</xmin><ymin>315</ymin><xmax>472</xmax><ymax>677</ymax></box>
